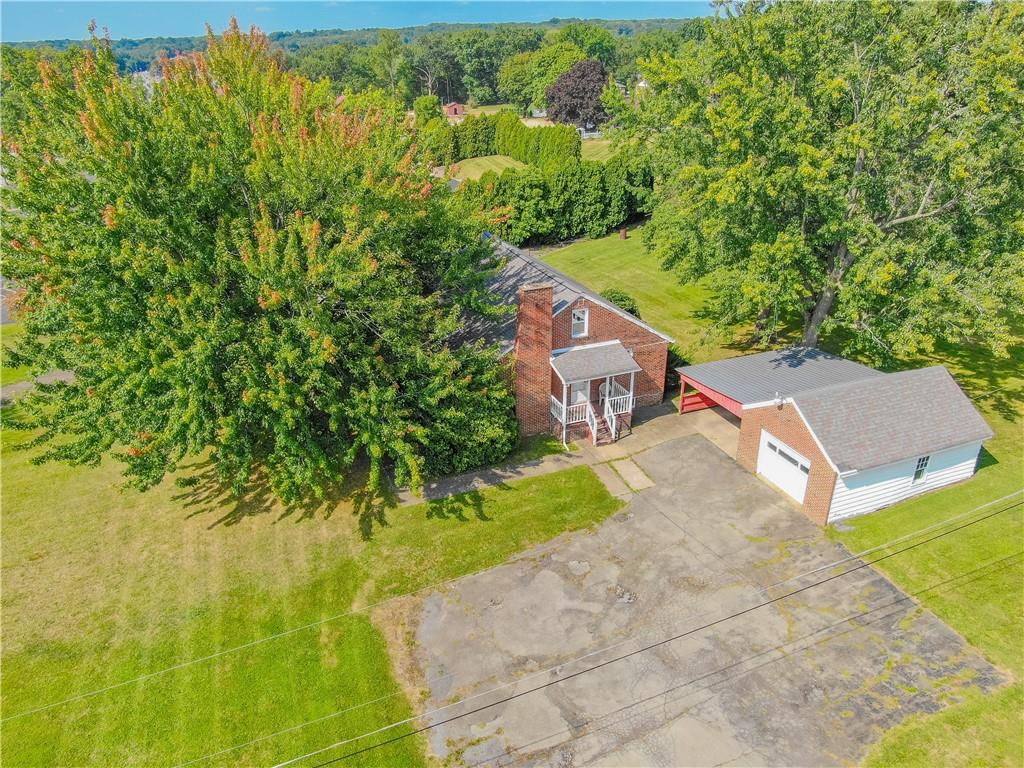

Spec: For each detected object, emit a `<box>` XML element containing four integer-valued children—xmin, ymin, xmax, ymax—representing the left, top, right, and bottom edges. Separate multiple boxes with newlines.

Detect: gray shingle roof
<box><xmin>792</xmin><ymin>366</ymin><xmax>993</xmax><ymax>473</ymax></box>
<box><xmin>676</xmin><ymin>347</ymin><xmax>883</xmax><ymax>405</ymax></box>
<box><xmin>459</xmin><ymin>240</ymin><xmax>672</xmax><ymax>355</ymax></box>
<box><xmin>550</xmin><ymin>341</ymin><xmax>642</xmax><ymax>383</ymax></box>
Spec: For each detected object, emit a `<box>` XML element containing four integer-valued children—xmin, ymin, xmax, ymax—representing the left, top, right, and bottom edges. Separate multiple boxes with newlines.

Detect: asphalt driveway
<box><xmin>394</xmin><ymin>435</ymin><xmax>1003</xmax><ymax>767</ymax></box>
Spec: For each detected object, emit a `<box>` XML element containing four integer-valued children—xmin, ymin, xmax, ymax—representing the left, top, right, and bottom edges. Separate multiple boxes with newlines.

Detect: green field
<box><xmin>464</xmin><ymin>103</ymin><xmax>512</xmax><ymax>116</ymax></box>
<box><xmin>451</xmin><ymin>154</ymin><xmax>527</xmax><ymax>180</ymax></box>
<box><xmin>581</xmin><ymin>139</ymin><xmax>615</xmax><ymax>162</ymax></box>
<box><xmin>546</xmin><ymin>225</ymin><xmax>1023</xmax><ymax>765</ymax></box>
<box><xmin>1</xmin><ymin>322</ymin><xmax>31</xmax><ymax>386</ymax></box>
<box><xmin>1</xmin><ymin>419</ymin><xmax>621</xmax><ymax>766</ymax></box>
<box><xmin>541</xmin><ymin>225</ymin><xmax>741</xmax><ymax>363</ymax></box>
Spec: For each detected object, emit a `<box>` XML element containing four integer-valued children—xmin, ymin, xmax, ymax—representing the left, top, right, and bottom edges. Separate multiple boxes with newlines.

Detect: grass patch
<box><xmin>829</xmin><ymin>332</ymin><xmax>1024</xmax><ymax>766</ymax></box>
<box><xmin>541</xmin><ymin>225</ymin><xmax>740</xmax><ymax>363</ymax></box>
<box><xmin>451</xmin><ymin>154</ymin><xmax>527</xmax><ymax>180</ymax></box>
<box><xmin>1</xmin><ymin>408</ymin><xmax>621</xmax><ymax>768</ymax></box>
<box><xmin>581</xmin><ymin>139</ymin><xmax>615</xmax><ymax>162</ymax></box>
<box><xmin>505</xmin><ymin>433</ymin><xmax>568</xmax><ymax>465</ymax></box>
<box><xmin>1</xmin><ymin>321</ymin><xmax>31</xmax><ymax>386</ymax></box>
<box><xmin>464</xmin><ymin>103</ymin><xmax>512</xmax><ymax>116</ymax></box>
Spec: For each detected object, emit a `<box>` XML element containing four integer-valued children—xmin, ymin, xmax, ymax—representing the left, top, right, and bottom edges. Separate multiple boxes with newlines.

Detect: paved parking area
<box><xmin>393</xmin><ymin>435</ymin><xmax>1004</xmax><ymax>767</ymax></box>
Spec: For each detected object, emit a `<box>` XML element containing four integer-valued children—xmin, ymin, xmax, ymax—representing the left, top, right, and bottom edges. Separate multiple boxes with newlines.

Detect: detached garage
<box><xmin>677</xmin><ymin>349</ymin><xmax>993</xmax><ymax>526</ymax></box>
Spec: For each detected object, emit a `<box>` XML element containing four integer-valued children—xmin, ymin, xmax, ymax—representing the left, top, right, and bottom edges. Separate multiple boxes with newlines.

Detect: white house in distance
<box><xmin>676</xmin><ymin>348</ymin><xmax>994</xmax><ymax>525</ymax></box>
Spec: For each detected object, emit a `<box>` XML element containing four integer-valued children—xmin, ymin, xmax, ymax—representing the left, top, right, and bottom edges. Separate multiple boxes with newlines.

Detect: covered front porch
<box><xmin>548</xmin><ymin>341</ymin><xmax>640</xmax><ymax>446</ymax></box>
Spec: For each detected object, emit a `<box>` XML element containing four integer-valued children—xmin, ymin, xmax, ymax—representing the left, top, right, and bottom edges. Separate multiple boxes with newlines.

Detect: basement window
<box><xmin>912</xmin><ymin>455</ymin><xmax>930</xmax><ymax>484</ymax></box>
<box><xmin>571</xmin><ymin>308</ymin><xmax>589</xmax><ymax>338</ymax></box>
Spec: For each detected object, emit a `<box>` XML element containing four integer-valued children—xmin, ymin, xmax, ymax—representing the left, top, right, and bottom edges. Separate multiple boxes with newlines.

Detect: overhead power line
<box><xmin>170</xmin><ymin>490</ymin><xmax>1022</xmax><ymax>767</ymax></box>
<box><xmin>270</xmin><ymin>499</ymin><xmax>1019</xmax><ymax>768</ymax></box>
<box><xmin>463</xmin><ymin>551</ymin><xmax>1022</xmax><ymax>768</ymax></box>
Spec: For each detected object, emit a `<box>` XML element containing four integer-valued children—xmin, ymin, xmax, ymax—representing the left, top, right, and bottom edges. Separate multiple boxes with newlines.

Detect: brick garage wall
<box><xmin>513</xmin><ymin>284</ymin><xmax>554</xmax><ymax>435</ymax></box>
<box><xmin>551</xmin><ymin>298</ymin><xmax>669</xmax><ymax>407</ymax></box>
<box><xmin>736</xmin><ymin>403</ymin><xmax>837</xmax><ymax>526</ymax></box>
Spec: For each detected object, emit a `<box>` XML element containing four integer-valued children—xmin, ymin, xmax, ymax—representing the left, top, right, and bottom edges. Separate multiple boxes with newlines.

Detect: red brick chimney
<box><xmin>514</xmin><ymin>283</ymin><xmax>554</xmax><ymax>435</ymax></box>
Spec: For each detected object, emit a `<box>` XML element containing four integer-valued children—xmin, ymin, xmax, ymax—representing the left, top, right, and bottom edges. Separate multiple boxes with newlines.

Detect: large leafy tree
<box><xmin>553</xmin><ymin>23</ymin><xmax>618</xmax><ymax>68</ymax></box>
<box><xmin>2</xmin><ymin>24</ymin><xmax>517</xmax><ymax>503</ymax></box>
<box><xmin>498</xmin><ymin>42</ymin><xmax>587</xmax><ymax>114</ymax></box>
<box><xmin>546</xmin><ymin>59</ymin><xmax>609</xmax><ymax>127</ymax></box>
<box><xmin>618</xmin><ymin>1</ymin><xmax>1023</xmax><ymax>361</ymax></box>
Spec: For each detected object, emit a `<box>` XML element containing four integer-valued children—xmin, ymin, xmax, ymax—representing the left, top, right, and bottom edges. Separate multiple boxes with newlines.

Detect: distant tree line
<box><xmin>7</xmin><ymin>17</ymin><xmax>704</xmax><ymax>82</ymax></box>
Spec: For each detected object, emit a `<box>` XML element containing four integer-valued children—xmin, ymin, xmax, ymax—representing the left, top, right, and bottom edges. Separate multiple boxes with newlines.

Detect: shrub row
<box><xmin>420</xmin><ymin>112</ymin><xmax>581</xmax><ymax>170</ymax></box>
<box><xmin>458</xmin><ymin>153</ymin><xmax>653</xmax><ymax>245</ymax></box>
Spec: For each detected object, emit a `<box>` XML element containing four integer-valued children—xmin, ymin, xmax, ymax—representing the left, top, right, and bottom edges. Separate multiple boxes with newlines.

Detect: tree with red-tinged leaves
<box><xmin>545</xmin><ymin>59</ymin><xmax>609</xmax><ymax>128</ymax></box>
<box><xmin>1</xmin><ymin>22</ymin><xmax>518</xmax><ymax>506</ymax></box>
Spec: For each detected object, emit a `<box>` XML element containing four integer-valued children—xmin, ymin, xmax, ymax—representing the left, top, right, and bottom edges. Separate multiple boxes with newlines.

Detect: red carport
<box><xmin>676</xmin><ymin>348</ymin><xmax>885</xmax><ymax>420</ymax></box>
<box><xmin>678</xmin><ymin>373</ymin><xmax>743</xmax><ymax>417</ymax></box>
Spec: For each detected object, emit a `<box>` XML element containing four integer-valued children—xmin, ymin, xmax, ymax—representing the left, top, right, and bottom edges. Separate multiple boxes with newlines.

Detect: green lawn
<box><xmin>1</xmin><ymin>322</ymin><xmax>32</xmax><ymax>386</ymax></box>
<box><xmin>830</xmin><ymin>332</ymin><xmax>1024</xmax><ymax>767</ymax></box>
<box><xmin>451</xmin><ymin>154</ymin><xmax>527</xmax><ymax>180</ymax></box>
<box><xmin>546</xmin><ymin>224</ymin><xmax>1023</xmax><ymax>764</ymax></box>
<box><xmin>464</xmin><ymin>103</ymin><xmax>512</xmax><ymax>116</ymax></box>
<box><xmin>1</xmin><ymin>417</ymin><xmax>622</xmax><ymax>767</ymax></box>
<box><xmin>541</xmin><ymin>225</ymin><xmax>742</xmax><ymax>363</ymax></box>
<box><xmin>581</xmin><ymin>139</ymin><xmax>615</xmax><ymax>162</ymax></box>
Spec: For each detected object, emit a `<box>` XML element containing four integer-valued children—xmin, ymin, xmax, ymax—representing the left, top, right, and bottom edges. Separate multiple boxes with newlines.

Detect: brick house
<box><xmin>676</xmin><ymin>349</ymin><xmax>993</xmax><ymax>525</ymax></box>
<box><xmin>463</xmin><ymin>241</ymin><xmax>672</xmax><ymax>446</ymax></box>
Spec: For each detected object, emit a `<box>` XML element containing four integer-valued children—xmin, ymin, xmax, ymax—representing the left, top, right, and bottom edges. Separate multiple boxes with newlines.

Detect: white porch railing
<box><xmin>566</xmin><ymin>401</ymin><xmax>588</xmax><ymax>424</ymax></box>
<box><xmin>551</xmin><ymin>395</ymin><xmax>589</xmax><ymax>425</ymax></box>
<box><xmin>550</xmin><ymin>394</ymin><xmax>565</xmax><ymax>423</ymax></box>
<box><xmin>585</xmin><ymin>402</ymin><xmax>598</xmax><ymax>445</ymax></box>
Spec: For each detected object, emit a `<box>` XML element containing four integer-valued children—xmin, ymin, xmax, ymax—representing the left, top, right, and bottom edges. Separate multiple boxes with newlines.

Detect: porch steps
<box><xmin>593</xmin><ymin>415</ymin><xmax>615</xmax><ymax>446</ymax></box>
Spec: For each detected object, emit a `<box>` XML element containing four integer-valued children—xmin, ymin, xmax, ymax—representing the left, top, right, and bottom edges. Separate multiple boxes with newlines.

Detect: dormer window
<box><xmin>571</xmin><ymin>308</ymin><xmax>589</xmax><ymax>338</ymax></box>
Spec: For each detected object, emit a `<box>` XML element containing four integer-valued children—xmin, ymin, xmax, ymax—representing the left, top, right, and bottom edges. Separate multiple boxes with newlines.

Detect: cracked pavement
<box><xmin>396</xmin><ymin>435</ymin><xmax>1004</xmax><ymax>767</ymax></box>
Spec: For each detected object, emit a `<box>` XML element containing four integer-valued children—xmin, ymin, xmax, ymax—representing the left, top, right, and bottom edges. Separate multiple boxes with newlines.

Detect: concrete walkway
<box><xmin>395</xmin><ymin>403</ymin><xmax>739</xmax><ymax>506</ymax></box>
<box><xmin>0</xmin><ymin>370</ymin><xmax>74</xmax><ymax>405</ymax></box>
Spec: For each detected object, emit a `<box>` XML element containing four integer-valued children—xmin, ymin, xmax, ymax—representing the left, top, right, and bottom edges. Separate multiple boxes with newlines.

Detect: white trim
<box><xmin>787</xmin><ymin>399</ymin><xmax>841</xmax><ymax>474</ymax></box>
<box><xmin>571</xmin><ymin>307</ymin><xmax>589</xmax><ymax>338</ymax></box>
<box><xmin>552</xmin><ymin>295</ymin><xmax>674</xmax><ymax>343</ymax></box>
<box><xmin>742</xmin><ymin>398</ymin><xmax>781</xmax><ymax>411</ymax></box>
<box><xmin>551</xmin><ymin>339</ymin><xmax>621</xmax><ymax>355</ymax></box>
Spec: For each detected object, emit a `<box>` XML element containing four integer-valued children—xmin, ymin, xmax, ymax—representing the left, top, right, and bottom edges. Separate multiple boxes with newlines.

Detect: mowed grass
<box><xmin>830</xmin><ymin>331</ymin><xmax>1024</xmax><ymax>767</ymax></box>
<box><xmin>581</xmin><ymin>139</ymin><xmax>615</xmax><ymax>162</ymax></box>
<box><xmin>1</xmin><ymin>322</ymin><xmax>31</xmax><ymax>386</ymax></box>
<box><xmin>541</xmin><ymin>225</ymin><xmax>741</xmax><ymax>363</ymax></box>
<box><xmin>451</xmin><ymin>154</ymin><xmax>526</xmax><ymax>180</ymax></box>
<box><xmin>1</xmin><ymin>416</ymin><xmax>622</xmax><ymax>767</ymax></box>
<box><xmin>464</xmin><ymin>103</ymin><xmax>512</xmax><ymax>116</ymax></box>
<box><xmin>545</xmin><ymin>224</ymin><xmax>1023</xmax><ymax>764</ymax></box>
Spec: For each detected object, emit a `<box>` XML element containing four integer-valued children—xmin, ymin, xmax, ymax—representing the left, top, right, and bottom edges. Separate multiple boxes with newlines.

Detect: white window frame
<box><xmin>571</xmin><ymin>308</ymin><xmax>589</xmax><ymax>338</ymax></box>
<box><xmin>912</xmin><ymin>455</ymin><xmax>930</xmax><ymax>484</ymax></box>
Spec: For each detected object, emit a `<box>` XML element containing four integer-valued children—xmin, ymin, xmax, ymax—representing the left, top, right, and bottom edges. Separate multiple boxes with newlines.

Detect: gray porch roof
<box><xmin>551</xmin><ymin>341</ymin><xmax>641</xmax><ymax>383</ymax></box>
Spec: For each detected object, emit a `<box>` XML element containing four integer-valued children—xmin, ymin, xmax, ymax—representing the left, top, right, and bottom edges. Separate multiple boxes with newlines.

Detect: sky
<box><xmin>1</xmin><ymin>1</ymin><xmax>713</xmax><ymax>43</ymax></box>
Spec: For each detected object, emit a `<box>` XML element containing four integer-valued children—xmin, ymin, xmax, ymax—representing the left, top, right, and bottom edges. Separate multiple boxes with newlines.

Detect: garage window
<box><xmin>912</xmin><ymin>455</ymin><xmax>930</xmax><ymax>484</ymax></box>
<box><xmin>768</xmin><ymin>440</ymin><xmax>809</xmax><ymax>474</ymax></box>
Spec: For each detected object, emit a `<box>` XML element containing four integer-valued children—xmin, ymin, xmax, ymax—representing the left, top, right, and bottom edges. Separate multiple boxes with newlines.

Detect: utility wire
<box><xmin>465</xmin><ymin>551</ymin><xmax>1023</xmax><ymax>768</ymax></box>
<box><xmin>171</xmin><ymin>491</ymin><xmax>1022</xmax><ymax>767</ymax></box>
<box><xmin>270</xmin><ymin>499</ymin><xmax>1019</xmax><ymax>768</ymax></box>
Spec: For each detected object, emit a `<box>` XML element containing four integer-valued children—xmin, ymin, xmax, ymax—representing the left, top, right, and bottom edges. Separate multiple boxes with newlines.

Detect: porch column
<box><xmin>561</xmin><ymin>381</ymin><xmax>568</xmax><ymax>447</ymax></box>
<box><xmin>629</xmin><ymin>371</ymin><xmax>635</xmax><ymax>408</ymax></box>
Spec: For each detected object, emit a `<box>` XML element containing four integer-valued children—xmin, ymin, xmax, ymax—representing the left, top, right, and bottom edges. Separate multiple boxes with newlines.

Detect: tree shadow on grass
<box><xmin>423</xmin><ymin>486</ymin><xmax>504</xmax><ymax>522</ymax></box>
<box><xmin>171</xmin><ymin>456</ymin><xmax>398</xmax><ymax>540</ymax></box>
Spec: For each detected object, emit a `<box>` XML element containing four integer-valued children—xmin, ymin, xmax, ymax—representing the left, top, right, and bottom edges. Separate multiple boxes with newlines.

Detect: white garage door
<box><xmin>756</xmin><ymin>430</ymin><xmax>811</xmax><ymax>503</ymax></box>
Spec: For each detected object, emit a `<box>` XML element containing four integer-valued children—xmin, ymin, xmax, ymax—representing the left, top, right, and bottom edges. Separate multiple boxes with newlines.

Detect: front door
<box><xmin>570</xmin><ymin>381</ymin><xmax>589</xmax><ymax>405</ymax></box>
